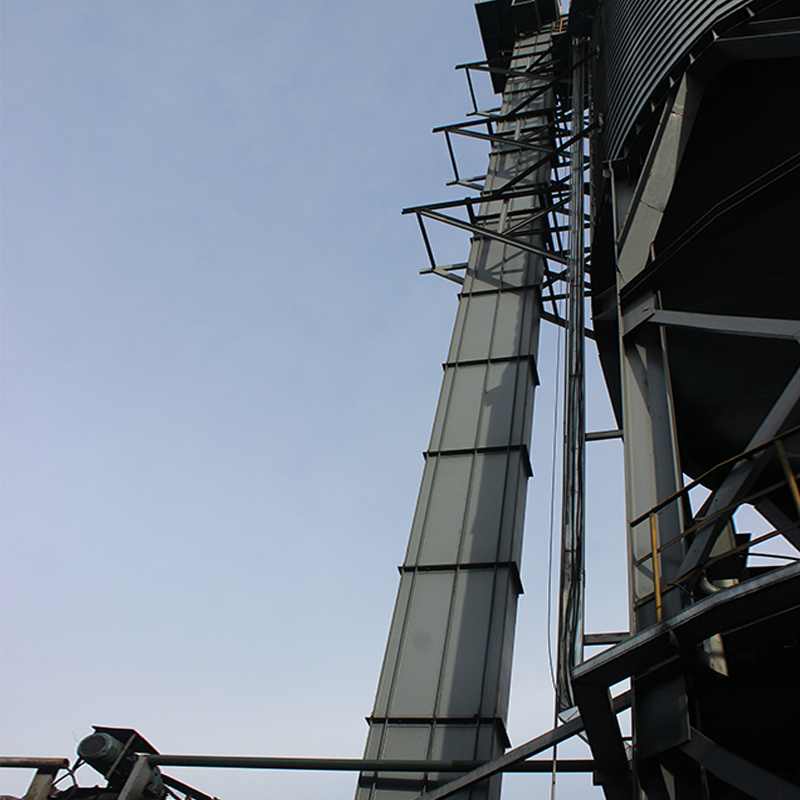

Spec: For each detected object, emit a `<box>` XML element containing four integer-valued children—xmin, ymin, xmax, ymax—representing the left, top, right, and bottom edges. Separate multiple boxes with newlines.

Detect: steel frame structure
<box><xmin>577</xmin><ymin>2</ymin><xmax>800</xmax><ymax>798</ymax></box>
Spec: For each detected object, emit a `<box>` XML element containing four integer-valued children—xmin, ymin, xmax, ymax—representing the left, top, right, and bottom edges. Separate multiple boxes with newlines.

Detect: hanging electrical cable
<box><xmin>555</xmin><ymin>37</ymin><xmax>588</xmax><ymax>716</ymax></box>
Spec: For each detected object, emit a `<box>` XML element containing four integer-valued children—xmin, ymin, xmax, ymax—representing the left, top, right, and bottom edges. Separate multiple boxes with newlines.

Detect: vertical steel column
<box><xmin>611</xmin><ymin>76</ymin><xmax>702</xmax><ymax>800</ymax></box>
<box><xmin>556</xmin><ymin>37</ymin><xmax>587</xmax><ymax>716</ymax></box>
<box><xmin>614</xmin><ymin>76</ymin><xmax>702</xmax><ymax>630</ymax></box>
<box><xmin>356</xmin><ymin>32</ymin><xmax>556</xmax><ymax>800</ymax></box>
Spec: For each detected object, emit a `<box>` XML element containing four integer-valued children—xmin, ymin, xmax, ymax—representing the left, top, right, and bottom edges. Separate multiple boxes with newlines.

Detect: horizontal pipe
<box><xmin>585</xmin><ymin>429</ymin><xmax>623</xmax><ymax>442</ymax></box>
<box><xmin>584</xmin><ymin>632</ymin><xmax>629</xmax><ymax>645</ymax></box>
<box><xmin>0</xmin><ymin>758</ymin><xmax>69</xmax><ymax>770</ymax></box>
<box><xmin>148</xmin><ymin>756</ymin><xmax>594</xmax><ymax>773</ymax></box>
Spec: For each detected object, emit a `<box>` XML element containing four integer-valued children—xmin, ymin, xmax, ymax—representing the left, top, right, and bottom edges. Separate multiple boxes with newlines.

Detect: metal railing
<box><xmin>631</xmin><ymin>425</ymin><xmax>800</xmax><ymax>618</ymax></box>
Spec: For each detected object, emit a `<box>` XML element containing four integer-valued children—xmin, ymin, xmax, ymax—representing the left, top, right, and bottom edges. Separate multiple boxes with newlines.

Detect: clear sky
<box><xmin>1</xmin><ymin>2</ymin><xmax>628</xmax><ymax>799</ymax></box>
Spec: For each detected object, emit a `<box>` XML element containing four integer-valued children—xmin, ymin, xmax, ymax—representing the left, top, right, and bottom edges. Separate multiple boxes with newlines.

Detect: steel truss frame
<box><xmin>403</xmin><ymin>45</ymin><xmax>593</xmax><ymax>319</ymax></box>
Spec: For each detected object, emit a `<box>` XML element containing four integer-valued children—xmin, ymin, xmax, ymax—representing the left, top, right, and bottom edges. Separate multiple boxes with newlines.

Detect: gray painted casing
<box><xmin>356</xmin><ymin>31</ymin><xmax>555</xmax><ymax>800</ymax></box>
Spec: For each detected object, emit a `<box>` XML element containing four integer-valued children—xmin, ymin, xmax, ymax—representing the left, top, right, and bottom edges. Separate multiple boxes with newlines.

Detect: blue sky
<box><xmin>1</xmin><ymin>2</ymin><xmax>628</xmax><ymax>798</ymax></box>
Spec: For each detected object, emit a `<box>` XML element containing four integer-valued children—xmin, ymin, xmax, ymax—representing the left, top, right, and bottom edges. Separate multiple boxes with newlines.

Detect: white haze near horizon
<box><xmin>0</xmin><ymin>2</ymin><xmax>628</xmax><ymax>799</ymax></box>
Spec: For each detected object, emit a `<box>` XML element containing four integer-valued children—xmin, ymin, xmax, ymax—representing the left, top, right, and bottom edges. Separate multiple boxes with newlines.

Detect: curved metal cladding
<box><xmin>594</xmin><ymin>0</ymin><xmax>749</xmax><ymax>162</ymax></box>
<box><xmin>589</xmin><ymin>0</ymin><xmax>800</xmax><ymax>490</ymax></box>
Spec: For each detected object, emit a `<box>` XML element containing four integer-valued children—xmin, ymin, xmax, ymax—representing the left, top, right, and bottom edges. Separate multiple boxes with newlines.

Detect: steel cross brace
<box><xmin>412</xmin><ymin>210</ymin><xmax>570</xmax><ymax>287</ymax></box>
<box><xmin>442</xmin><ymin>124</ymin><xmax>559</xmax><ymax>156</ymax></box>
<box><xmin>454</xmin><ymin>35</ymin><xmax>569</xmax><ymax>78</ymax></box>
<box><xmin>503</xmin><ymin>49</ymin><xmax>593</xmax><ymax>120</ymax></box>
<box><xmin>455</xmin><ymin>48</ymin><xmax>567</xmax><ymax>89</ymax></box>
<box><xmin>434</xmin><ymin>105</ymin><xmax>570</xmax><ymax>149</ymax></box>
<box><xmin>402</xmin><ymin>184</ymin><xmax>570</xmax><ymax>216</ymax></box>
<box><xmin>456</xmin><ymin>61</ymin><xmax>558</xmax><ymax>83</ymax></box>
<box><xmin>675</xmin><ymin>365</ymin><xmax>800</xmax><ymax>590</ymax></box>
<box><xmin>681</xmin><ymin>727</ymin><xmax>800</xmax><ymax>799</ymax></box>
<box><xmin>485</xmin><ymin>122</ymin><xmax>598</xmax><ymax>199</ymax></box>
<box><xmin>409</xmin><ymin>691</ymin><xmax>631</xmax><ymax>800</ymax></box>
<box><xmin>622</xmin><ymin>305</ymin><xmax>800</xmax><ymax>342</ymax></box>
<box><xmin>436</xmin><ymin>112</ymin><xmax>576</xmax><ymax>191</ymax></box>
<box><xmin>541</xmin><ymin>310</ymin><xmax>597</xmax><ymax>340</ymax></box>
<box><xmin>411</xmin><ymin>207</ymin><xmax>569</xmax><ymax>266</ymax></box>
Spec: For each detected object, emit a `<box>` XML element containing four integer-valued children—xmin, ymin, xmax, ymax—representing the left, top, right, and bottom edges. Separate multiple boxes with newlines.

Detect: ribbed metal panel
<box><xmin>596</xmin><ymin>0</ymin><xmax>749</xmax><ymax>161</ymax></box>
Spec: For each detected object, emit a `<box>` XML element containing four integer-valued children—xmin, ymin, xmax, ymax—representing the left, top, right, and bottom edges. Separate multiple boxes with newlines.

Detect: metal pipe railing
<box><xmin>630</xmin><ymin>424</ymin><xmax>800</xmax><ymax>528</ymax></box>
<box><xmin>629</xmin><ymin>425</ymin><xmax>800</xmax><ymax>610</ymax></box>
